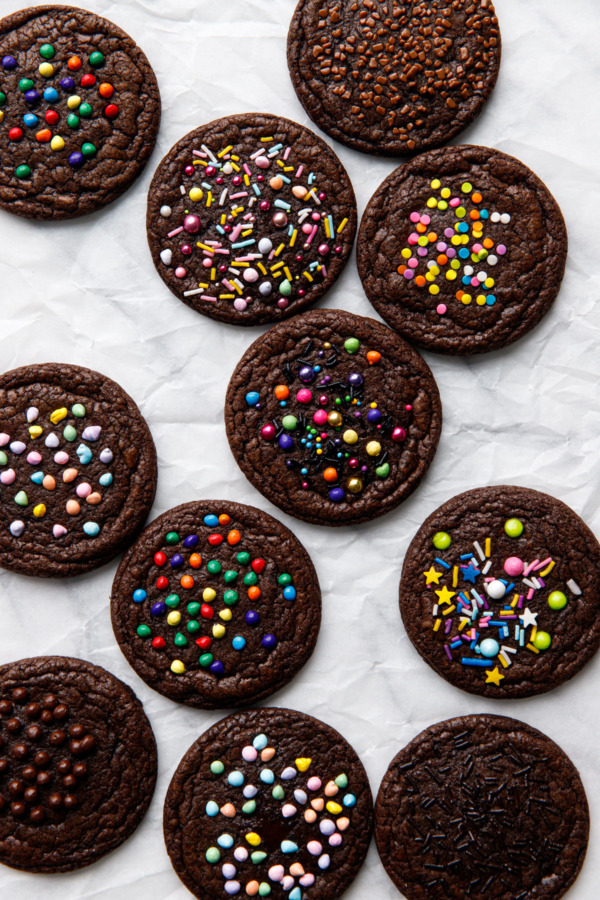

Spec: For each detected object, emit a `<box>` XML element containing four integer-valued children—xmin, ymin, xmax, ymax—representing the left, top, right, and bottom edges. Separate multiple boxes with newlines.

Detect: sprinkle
<box><xmin>567</xmin><ymin>579</ymin><xmax>582</xmax><ymax>595</ymax></box>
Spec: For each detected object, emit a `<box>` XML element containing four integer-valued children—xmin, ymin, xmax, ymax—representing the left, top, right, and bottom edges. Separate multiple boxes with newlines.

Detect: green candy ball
<box><xmin>210</xmin><ymin>760</ymin><xmax>224</xmax><ymax>774</ymax></box>
<box><xmin>89</xmin><ymin>51</ymin><xmax>105</xmax><ymax>67</ymax></box>
<box><xmin>71</xmin><ymin>403</ymin><xmax>86</xmax><ymax>417</ymax></box>
<box><xmin>205</xmin><ymin>847</ymin><xmax>220</xmax><ymax>864</ymax></box>
<box><xmin>278</xmin><ymin>573</ymin><xmax>292</xmax><ymax>586</ymax></box>
<box><xmin>534</xmin><ymin>631</ymin><xmax>551</xmax><ymax>651</ymax></box>
<box><xmin>344</xmin><ymin>337</ymin><xmax>360</xmax><ymax>354</ymax></box>
<box><xmin>166</xmin><ymin>531</ymin><xmax>179</xmax><ymax>544</ymax></box>
<box><xmin>136</xmin><ymin>624</ymin><xmax>151</xmax><ymax>638</ymax></box>
<box><xmin>0</xmin><ymin>92</ymin><xmax>6</xmax><ymax>106</ymax></box>
<box><xmin>15</xmin><ymin>165</ymin><xmax>31</xmax><ymax>180</ymax></box>
<box><xmin>432</xmin><ymin>531</ymin><xmax>452</xmax><ymax>550</ymax></box>
<box><xmin>79</xmin><ymin>102</ymin><xmax>93</xmax><ymax>118</ymax></box>
<box><xmin>67</xmin><ymin>113</ymin><xmax>80</xmax><ymax>129</ymax></box>
<box><xmin>504</xmin><ymin>518</ymin><xmax>524</xmax><ymax>538</ymax></box>
<box><xmin>207</xmin><ymin>560</ymin><xmax>221</xmax><ymax>574</ymax></box>
<box><xmin>39</xmin><ymin>43</ymin><xmax>55</xmax><ymax>59</ymax></box>
<box><xmin>237</xmin><ymin>551</ymin><xmax>250</xmax><ymax>565</ymax></box>
<box><xmin>548</xmin><ymin>591</ymin><xmax>567</xmax><ymax>611</ymax></box>
<box><xmin>282</xmin><ymin>415</ymin><xmax>298</xmax><ymax>431</ymax></box>
<box><xmin>200</xmin><ymin>653</ymin><xmax>214</xmax><ymax>668</ymax></box>
<box><xmin>19</xmin><ymin>78</ymin><xmax>33</xmax><ymax>92</ymax></box>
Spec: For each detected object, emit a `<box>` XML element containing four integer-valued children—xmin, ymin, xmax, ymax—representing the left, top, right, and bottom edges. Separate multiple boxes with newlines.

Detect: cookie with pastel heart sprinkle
<box><xmin>110</xmin><ymin>501</ymin><xmax>321</xmax><ymax>709</ymax></box>
<box><xmin>164</xmin><ymin>708</ymin><xmax>373</xmax><ymax>899</ymax></box>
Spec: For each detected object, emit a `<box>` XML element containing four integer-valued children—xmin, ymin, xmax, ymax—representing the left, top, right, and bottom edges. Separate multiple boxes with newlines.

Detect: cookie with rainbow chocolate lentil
<box><xmin>399</xmin><ymin>485</ymin><xmax>600</xmax><ymax>698</ymax></box>
<box><xmin>287</xmin><ymin>0</ymin><xmax>501</xmax><ymax>157</ymax></box>
<box><xmin>164</xmin><ymin>707</ymin><xmax>373</xmax><ymax>900</ymax></box>
<box><xmin>0</xmin><ymin>362</ymin><xmax>157</xmax><ymax>577</ymax></box>
<box><xmin>0</xmin><ymin>655</ymin><xmax>157</xmax><ymax>873</ymax></box>
<box><xmin>225</xmin><ymin>309</ymin><xmax>442</xmax><ymax>526</ymax></box>
<box><xmin>146</xmin><ymin>113</ymin><xmax>357</xmax><ymax>326</ymax></box>
<box><xmin>375</xmin><ymin>714</ymin><xmax>589</xmax><ymax>900</ymax></box>
<box><xmin>110</xmin><ymin>501</ymin><xmax>321</xmax><ymax>709</ymax></box>
<box><xmin>0</xmin><ymin>5</ymin><xmax>160</xmax><ymax>219</ymax></box>
<box><xmin>357</xmin><ymin>145</ymin><xmax>568</xmax><ymax>354</ymax></box>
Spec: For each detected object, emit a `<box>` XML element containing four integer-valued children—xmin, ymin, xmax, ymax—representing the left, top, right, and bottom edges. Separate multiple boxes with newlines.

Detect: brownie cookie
<box><xmin>375</xmin><ymin>714</ymin><xmax>589</xmax><ymax>900</ymax></box>
<box><xmin>0</xmin><ymin>655</ymin><xmax>157</xmax><ymax>873</ymax></box>
<box><xmin>146</xmin><ymin>113</ymin><xmax>357</xmax><ymax>326</ymax></box>
<box><xmin>225</xmin><ymin>310</ymin><xmax>442</xmax><ymax>526</ymax></box>
<box><xmin>287</xmin><ymin>0</ymin><xmax>501</xmax><ymax>156</ymax></box>
<box><xmin>111</xmin><ymin>501</ymin><xmax>321</xmax><ymax>709</ymax></box>
<box><xmin>0</xmin><ymin>4</ymin><xmax>160</xmax><ymax>219</ymax></box>
<box><xmin>0</xmin><ymin>362</ymin><xmax>157</xmax><ymax>578</ymax></box>
<box><xmin>164</xmin><ymin>708</ymin><xmax>373</xmax><ymax>899</ymax></box>
<box><xmin>399</xmin><ymin>485</ymin><xmax>600</xmax><ymax>698</ymax></box>
<box><xmin>358</xmin><ymin>146</ymin><xmax>568</xmax><ymax>354</ymax></box>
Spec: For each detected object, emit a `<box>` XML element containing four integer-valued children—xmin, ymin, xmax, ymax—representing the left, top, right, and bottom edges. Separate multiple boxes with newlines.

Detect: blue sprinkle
<box><xmin>279</xmin><ymin>400</ymin><xmax>287</xmax><ymax>407</ymax></box>
<box><xmin>462</xmin><ymin>276</ymin><xmax>471</xmax><ymax>286</ymax></box>
<box><xmin>204</xmin><ymin>514</ymin><xmax>219</xmax><ymax>527</ymax></box>
<box><xmin>232</xmin><ymin>635</ymin><xmax>246</xmax><ymax>650</ymax></box>
<box><xmin>274</xmin><ymin>199</ymin><xmax>291</xmax><ymax>211</ymax></box>
<box><xmin>245</xmin><ymin>391</ymin><xmax>260</xmax><ymax>406</ymax></box>
<box><xmin>458</xmin><ymin>222</ymin><xmax>469</xmax><ymax>233</ymax></box>
<box><xmin>460</xmin><ymin>553</ymin><xmax>473</xmax><ymax>560</ymax></box>
<box><xmin>434</xmin><ymin>558</ymin><xmax>451</xmax><ymax>570</ymax></box>
<box><xmin>301</xmin><ymin>468</ymin><xmax>308</xmax><ymax>475</ymax></box>
<box><xmin>83</xmin><ymin>522</ymin><xmax>100</xmax><ymax>537</ymax></box>
<box><xmin>313</xmin><ymin>365</ymin><xmax>321</xmax><ymax>372</ymax></box>
<box><xmin>486</xmin><ymin>295</ymin><xmax>496</xmax><ymax>305</ymax></box>
<box><xmin>206</xmin><ymin>801</ymin><xmax>219</xmax><ymax>816</ymax></box>
<box><xmin>252</xmin><ymin>183</ymin><xmax>261</xmax><ymax>196</ymax></box>
<box><xmin>281</xmin><ymin>840</ymin><xmax>298</xmax><ymax>854</ymax></box>
<box><xmin>133</xmin><ymin>589</ymin><xmax>147</xmax><ymax>603</ymax></box>
<box><xmin>461</xmin><ymin>658</ymin><xmax>489</xmax><ymax>667</ymax></box>
<box><xmin>290</xmin><ymin>889</ymin><xmax>302</xmax><ymax>900</ymax></box>
<box><xmin>99</xmin><ymin>473</ymin><xmax>113</xmax><ymax>487</ymax></box>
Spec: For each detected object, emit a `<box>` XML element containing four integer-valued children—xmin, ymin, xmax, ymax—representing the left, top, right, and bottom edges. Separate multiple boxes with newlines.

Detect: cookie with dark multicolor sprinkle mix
<box><xmin>164</xmin><ymin>707</ymin><xmax>373</xmax><ymax>899</ymax></box>
<box><xmin>111</xmin><ymin>501</ymin><xmax>321</xmax><ymax>709</ymax></box>
<box><xmin>375</xmin><ymin>714</ymin><xmax>589</xmax><ymax>900</ymax></box>
<box><xmin>399</xmin><ymin>485</ymin><xmax>600</xmax><ymax>698</ymax></box>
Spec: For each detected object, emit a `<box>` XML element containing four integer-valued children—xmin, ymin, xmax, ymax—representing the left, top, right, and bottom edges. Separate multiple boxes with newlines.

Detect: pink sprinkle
<box><xmin>403</xmin><ymin>269</ymin><xmax>414</xmax><ymax>280</ymax></box>
<box><xmin>26</xmin><ymin>451</ymin><xmax>42</xmax><ymax>465</ymax></box>
<box><xmin>167</xmin><ymin>226</ymin><xmax>183</xmax><ymax>238</ymax></box>
<box><xmin>523</xmin><ymin>559</ymin><xmax>539</xmax><ymax>576</ymax></box>
<box><xmin>307</xmin><ymin>777</ymin><xmax>322</xmax><ymax>791</ymax></box>
<box><xmin>534</xmin><ymin>557</ymin><xmax>553</xmax><ymax>571</ymax></box>
<box><xmin>54</xmin><ymin>451</ymin><xmax>69</xmax><ymax>465</ymax></box>
<box><xmin>234</xmin><ymin>299</ymin><xmax>247</xmax><ymax>311</ymax></box>
<box><xmin>408</xmin><ymin>258</ymin><xmax>419</xmax><ymax>269</ymax></box>
<box><xmin>420</xmin><ymin>214</ymin><xmax>431</xmax><ymax>225</ymax></box>
<box><xmin>527</xmin><ymin>588</ymin><xmax>535</xmax><ymax>600</ymax></box>
<box><xmin>410</xmin><ymin>211</ymin><xmax>420</xmax><ymax>223</ymax></box>
<box><xmin>283</xmin><ymin>146</ymin><xmax>291</xmax><ymax>160</ymax></box>
<box><xmin>192</xmin><ymin>149</ymin><xmax>207</xmax><ymax>158</ymax></box>
<box><xmin>329</xmin><ymin>834</ymin><xmax>343</xmax><ymax>847</ymax></box>
<box><xmin>242</xmin><ymin>163</ymin><xmax>251</xmax><ymax>176</ymax></box>
<box><xmin>230</xmin><ymin>224</ymin><xmax>243</xmax><ymax>243</ymax></box>
<box><xmin>201</xmin><ymin>295</ymin><xmax>217</xmax><ymax>302</ymax></box>
<box><xmin>406</xmin><ymin>404</ymin><xmax>412</xmax><ymax>411</ymax></box>
<box><xmin>242</xmin><ymin>746</ymin><xmax>258</xmax><ymax>762</ymax></box>
<box><xmin>497</xmin><ymin>244</ymin><xmax>507</xmax><ymax>255</ymax></box>
<box><xmin>230</xmin><ymin>192</ymin><xmax>248</xmax><ymax>200</ymax></box>
<box><xmin>295</xmin><ymin>165</ymin><xmax>304</xmax><ymax>178</ymax></box>
<box><xmin>450</xmin><ymin>198</ymin><xmax>460</xmax><ymax>207</ymax></box>
<box><xmin>222</xmin><ymin>279</ymin><xmax>236</xmax><ymax>291</ymax></box>
<box><xmin>436</xmin><ymin>303</ymin><xmax>447</xmax><ymax>315</ymax></box>
<box><xmin>175</xmin><ymin>266</ymin><xmax>187</xmax><ymax>278</ymax></box>
<box><xmin>306</xmin><ymin>224</ymin><xmax>318</xmax><ymax>245</ymax></box>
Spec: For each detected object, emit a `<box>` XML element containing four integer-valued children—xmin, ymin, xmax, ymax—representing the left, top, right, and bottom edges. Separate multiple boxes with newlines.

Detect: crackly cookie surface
<box><xmin>146</xmin><ymin>113</ymin><xmax>356</xmax><ymax>326</ymax></box>
<box><xmin>358</xmin><ymin>146</ymin><xmax>568</xmax><ymax>354</ymax></box>
<box><xmin>399</xmin><ymin>486</ymin><xmax>600</xmax><ymax>697</ymax></box>
<box><xmin>111</xmin><ymin>501</ymin><xmax>321</xmax><ymax>709</ymax></box>
<box><xmin>0</xmin><ymin>362</ymin><xmax>157</xmax><ymax>577</ymax></box>
<box><xmin>287</xmin><ymin>0</ymin><xmax>501</xmax><ymax>156</ymax></box>
<box><xmin>164</xmin><ymin>708</ymin><xmax>373</xmax><ymax>899</ymax></box>
<box><xmin>0</xmin><ymin>4</ymin><xmax>160</xmax><ymax>219</ymax></box>
<box><xmin>375</xmin><ymin>715</ymin><xmax>589</xmax><ymax>900</ymax></box>
<box><xmin>0</xmin><ymin>656</ymin><xmax>157</xmax><ymax>873</ymax></box>
<box><xmin>225</xmin><ymin>309</ymin><xmax>442</xmax><ymax>526</ymax></box>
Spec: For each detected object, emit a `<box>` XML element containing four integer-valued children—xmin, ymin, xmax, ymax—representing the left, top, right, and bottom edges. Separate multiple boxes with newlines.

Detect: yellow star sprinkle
<box><xmin>423</xmin><ymin>566</ymin><xmax>443</xmax><ymax>586</ymax></box>
<box><xmin>485</xmin><ymin>667</ymin><xmax>504</xmax><ymax>686</ymax></box>
<box><xmin>434</xmin><ymin>585</ymin><xmax>456</xmax><ymax>606</ymax></box>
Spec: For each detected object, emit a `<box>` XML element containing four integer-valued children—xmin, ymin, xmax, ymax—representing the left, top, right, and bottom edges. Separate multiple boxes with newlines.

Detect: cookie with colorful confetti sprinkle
<box><xmin>0</xmin><ymin>4</ymin><xmax>160</xmax><ymax>219</ymax></box>
<box><xmin>287</xmin><ymin>0</ymin><xmax>501</xmax><ymax>156</ymax></box>
<box><xmin>375</xmin><ymin>714</ymin><xmax>589</xmax><ymax>900</ymax></box>
<box><xmin>0</xmin><ymin>655</ymin><xmax>157</xmax><ymax>872</ymax></box>
<box><xmin>146</xmin><ymin>113</ymin><xmax>357</xmax><ymax>325</ymax></box>
<box><xmin>399</xmin><ymin>486</ymin><xmax>600</xmax><ymax>698</ymax></box>
<box><xmin>164</xmin><ymin>707</ymin><xmax>373</xmax><ymax>900</ymax></box>
<box><xmin>0</xmin><ymin>362</ymin><xmax>157</xmax><ymax>577</ymax></box>
<box><xmin>110</xmin><ymin>501</ymin><xmax>321</xmax><ymax>709</ymax></box>
<box><xmin>358</xmin><ymin>146</ymin><xmax>568</xmax><ymax>354</ymax></box>
<box><xmin>225</xmin><ymin>309</ymin><xmax>442</xmax><ymax>526</ymax></box>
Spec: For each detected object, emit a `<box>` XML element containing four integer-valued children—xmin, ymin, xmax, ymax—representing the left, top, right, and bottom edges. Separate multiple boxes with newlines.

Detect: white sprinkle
<box><xmin>488</xmin><ymin>255</ymin><xmax>498</xmax><ymax>266</ymax></box>
<box><xmin>481</xmin><ymin>560</ymin><xmax>492</xmax><ymax>575</ymax></box>
<box><xmin>201</xmin><ymin>144</ymin><xmax>218</xmax><ymax>163</ymax></box>
<box><xmin>567</xmin><ymin>579</ymin><xmax>582</xmax><ymax>596</ymax></box>
<box><xmin>219</xmin><ymin>189</ymin><xmax>228</xmax><ymax>206</ymax></box>
<box><xmin>160</xmin><ymin>205</ymin><xmax>172</xmax><ymax>217</ymax></box>
<box><xmin>491</xmin><ymin>211</ymin><xmax>501</xmax><ymax>223</ymax></box>
<box><xmin>160</xmin><ymin>248</ymin><xmax>172</xmax><ymax>265</ymax></box>
<box><xmin>473</xmin><ymin>541</ymin><xmax>485</xmax><ymax>561</ymax></box>
<box><xmin>500</xmin><ymin>213</ymin><xmax>511</xmax><ymax>224</ymax></box>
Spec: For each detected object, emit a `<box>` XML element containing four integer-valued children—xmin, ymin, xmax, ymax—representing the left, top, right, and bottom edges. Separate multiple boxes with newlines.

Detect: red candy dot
<box><xmin>151</xmin><ymin>637</ymin><xmax>166</xmax><ymax>650</ymax></box>
<box><xmin>208</xmin><ymin>534</ymin><xmax>223</xmax><ymax>547</ymax></box>
<box><xmin>196</xmin><ymin>637</ymin><xmax>212</xmax><ymax>650</ymax></box>
<box><xmin>156</xmin><ymin>576</ymin><xmax>168</xmax><ymax>590</ymax></box>
<box><xmin>104</xmin><ymin>103</ymin><xmax>119</xmax><ymax>119</ymax></box>
<box><xmin>251</xmin><ymin>559</ymin><xmax>266</xmax><ymax>574</ymax></box>
<box><xmin>80</xmin><ymin>74</ymin><xmax>96</xmax><ymax>87</ymax></box>
<box><xmin>8</xmin><ymin>127</ymin><xmax>23</xmax><ymax>142</ymax></box>
<box><xmin>200</xmin><ymin>604</ymin><xmax>214</xmax><ymax>620</ymax></box>
<box><xmin>154</xmin><ymin>551</ymin><xmax>166</xmax><ymax>566</ymax></box>
<box><xmin>99</xmin><ymin>82</ymin><xmax>113</xmax><ymax>98</ymax></box>
<box><xmin>45</xmin><ymin>109</ymin><xmax>59</xmax><ymax>125</ymax></box>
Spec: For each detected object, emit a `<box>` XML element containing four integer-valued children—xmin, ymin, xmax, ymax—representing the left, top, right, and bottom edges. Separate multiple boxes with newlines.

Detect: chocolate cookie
<box><xmin>0</xmin><ymin>655</ymin><xmax>157</xmax><ymax>873</ymax></box>
<box><xmin>225</xmin><ymin>309</ymin><xmax>442</xmax><ymax>526</ymax></box>
<box><xmin>358</xmin><ymin>146</ymin><xmax>568</xmax><ymax>354</ymax></box>
<box><xmin>164</xmin><ymin>707</ymin><xmax>373</xmax><ymax>899</ymax></box>
<box><xmin>287</xmin><ymin>0</ymin><xmax>501</xmax><ymax>156</ymax></box>
<box><xmin>0</xmin><ymin>362</ymin><xmax>157</xmax><ymax>577</ymax></box>
<box><xmin>0</xmin><ymin>4</ymin><xmax>160</xmax><ymax>219</ymax></box>
<box><xmin>146</xmin><ymin>113</ymin><xmax>357</xmax><ymax>326</ymax></box>
<box><xmin>111</xmin><ymin>501</ymin><xmax>321</xmax><ymax>709</ymax></box>
<box><xmin>399</xmin><ymin>485</ymin><xmax>600</xmax><ymax>698</ymax></box>
<box><xmin>375</xmin><ymin>714</ymin><xmax>589</xmax><ymax>900</ymax></box>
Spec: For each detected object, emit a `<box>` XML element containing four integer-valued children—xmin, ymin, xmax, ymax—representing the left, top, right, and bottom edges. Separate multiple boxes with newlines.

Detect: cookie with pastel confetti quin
<box><xmin>358</xmin><ymin>146</ymin><xmax>568</xmax><ymax>354</ymax></box>
<box><xmin>0</xmin><ymin>655</ymin><xmax>157</xmax><ymax>873</ymax></box>
<box><xmin>164</xmin><ymin>708</ymin><xmax>373</xmax><ymax>900</ymax></box>
<box><xmin>287</xmin><ymin>0</ymin><xmax>501</xmax><ymax>156</ymax></box>
<box><xmin>110</xmin><ymin>501</ymin><xmax>321</xmax><ymax>709</ymax></box>
<box><xmin>399</xmin><ymin>486</ymin><xmax>600</xmax><ymax>698</ymax></box>
<box><xmin>0</xmin><ymin>362</ymin><xmax>157</xmax><ymax>577</ymax></box>
<box><xmin>375</xmin><ymin>714</ymin><xmax>589</xmax><ymax>900</ymax></box>
<box><xmin>225</xmin><ymin>309</ymin><xmax>442</xmax><ymax>526</ymax></box>
<box><xmin>0</xmin><ymin>4</ymin><xmax>160</xmax><ymax>219</ymax></box>
<box><xmin>146</xmin><ymin>113</ymin><xmax>357</xmax><ymax>326</ymax></box>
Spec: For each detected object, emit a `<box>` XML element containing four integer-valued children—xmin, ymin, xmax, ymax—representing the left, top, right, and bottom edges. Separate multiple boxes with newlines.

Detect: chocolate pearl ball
<box><xmin>29</xmin><ymin>806</ymin><xmax>45</xmax><ymax>823</ymax></box>
<box><xmin>0</xmin><ymin>700</ymin><xmax>13</xmax><ymax>715</ymax></box>
<box><xmin>0</xmin><ymin>757</ymin><xmax>6</xmax><ymax>773</ymax></box>
<box><xmin>25</xmin><ymin>703</ymin><xmax>41</xmax><ymax>719</ymax></box>
<box><xmin>34</xmin><ymin>751</ymin><xmax>50</xmax><ymax>768</ymax></box>
<box><xmin>22</xmin><ymin>766</ymin><xmax>37</xmax><ymax>782</ymax></box>
<box><xmin>62</xmin><ymin>774</ymin><xmax>76</xmax><ymax>789</ymax></box>
<box><xmin>48</xmin><ymin>793</ymin><xmax>63</xmax><ymax>808</ymax></box>
<box><xmin>26</xmin><ymin>725</ymin><xmax>42</xmax><ymax>741</ymax></box>
<box><xmin>40</xmin><ymin>710</ymin><xmax>53</xmax><ymax>723</ymax></box>
<box><xmin>6</xmin><ymin>717</ymin><xmax>21</xmax><ymax>733</ymax></box>
<box><xmin>36</xmin><ymin>771</ymin><xmax>51</xmax><ymax>787</ymax></box>
<box><xmin>12</xmin><ymin>743</ymin><xmax>28</xmax><ymax>759</ymax></box>
<box><xmin>57</xmin><ymin>759</ymin><xmax>72</xmax><ymax>775</ymax></box>
<box><xmin>11</xmin><ymin>801</ymin><xmax>26</xmax><ymax>816</ymax></box>
<box><xmin>23</xmin><ymin>786</ymin><xmax>37</xmax><ymax>803</ymax></box>
<box><xmin>12</xmin><ymin>688</ymin><xmax>27</xmax><ymax>703</ymax></box>
<box><xmin>53</xmin><ymin>704</ymin><xmax>68</xmax><ymax>720</ymax></box>
<box><xmin>49</xmin><ymin>729</ymin><xmax>66</xmax><ymax>745</ymax></box>
<box><xmin>42</xmin><ymin>694</ymin><xmax>57</xmax><ymax>710</ymax></box>
<box><xmin>64</xmin><ymin>794</ymin><xmax>78</xmax><ymax>809</ymax></box>
<box><xmin>69</xmin><ymin>723</ymin><xmax>85</xmax><ymax>738</ymax></box>
<box><xmin>8</xmin><ymin>779</ymin><xmax>23</xmax><ymax>796</ymax></box>
<box><xmin>73</xmin><ymin>763</ymin><xmax>87</xmax><ymax>778</ymax></box>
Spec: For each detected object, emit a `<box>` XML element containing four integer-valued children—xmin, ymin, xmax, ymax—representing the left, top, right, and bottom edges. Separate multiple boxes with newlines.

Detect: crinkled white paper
<box><xmin>0</xmin><ymin>0</ymin><xmax>599</xmax><ymax>896</ymax></box>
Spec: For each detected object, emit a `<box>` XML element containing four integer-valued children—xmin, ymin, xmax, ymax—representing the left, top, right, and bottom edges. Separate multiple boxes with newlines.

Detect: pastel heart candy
<box><xmin>1</xmin><ymin>469</ymin><xmax>16</xmax><ymax>485</ymax></box>
<box><xmin>53</xmin><ymin>524</ymin><xmax>67</xmax><ymax>538</ymax></box>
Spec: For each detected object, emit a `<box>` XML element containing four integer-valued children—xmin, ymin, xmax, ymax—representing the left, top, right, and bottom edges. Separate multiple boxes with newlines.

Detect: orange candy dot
<box><xmin>35</xmin><ymin>129</ymin><xmax>51</xmax><ymax>142</ymax></box>
<box><xmin>248</xmin><ymin>586</ymin><xmax>261</xmax><ymax>601</ymax></box>
<box><xmin>227</xmin><ymin>529</ymin><xmax>241</xmax><ymax>545</ymax></box>
<box><xmin>68</xmin><ymin>56</ymin><xmax>81</xmax><ymax>70</ymax></box>
<box><xmin>323</xmin><ymin>468</ymin><xmax>338</xmax><ymax>483</ymax></box>
<box><xmin>483</xmin><ymin>238</ymin><xmax>494</xmax><ymax>249</ymax></box>
<box><xmin>472</xmin><ymin>192</ymin><xmax>483</xmax><ymax>204</ymax></box>
<box><xmin>99</xmin><ymin>82</ymin><xmax>114</xmax><ymax>98</ymax></box>
<box><xmin>218</xmin><ymin>513</ymin><xmax>231</xmax><ymax>525</ymax></box>
<box><xmin>367</xmin><ymin>351</ymin><xmax>381</xmax><ymax>365</ymax></box>
<box><xmin>415</xmin><ymin>276</ymin><xmax>426</xmax><ymax>287</ymax></box>
<box><xmin>189</xmin><ymin>553</ymin><xmax>202</xmax><ymax>569</ymax></box>
<box><xmin>274</xmin><ymin>384</ymin><xmax>289</xmax><ymax>400</ymax></box>
<box><xmin>397</xmin><ymin>265</ymin><xmax>407</xmax><ymax>275</ymax></box>
<box><xmin>180</xmin><ymin>575</ymin><xmax>194</xmax><ymax>589</ymax></box>
<box><xmin>416</xmin><ymin>223</ymin><xmax>426</xmax><ymax>234</ymax></box>
<box><xmin>469</xmin><ymin>210</ymin><xmax>480</xmax><ymax>220</ymax></box>
<box><xmin>456</xmin><ymin>290</ymin><xmax>465</xmax><ymax>300</ymax></box>
<box><xmin>437</xmin><ymin>254</ymin><xmax>448</xmax><ymax>266</ymax></box>
<box><xmin>427</xmin><ymin>232</ymin><xmax>437</xmax><ymax>243</ymax></box>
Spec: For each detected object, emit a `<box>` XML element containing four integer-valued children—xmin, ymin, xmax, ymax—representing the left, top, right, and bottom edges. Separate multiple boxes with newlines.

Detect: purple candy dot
<box><xmin>367</xmin><ymin>409</ymin><xmax>382</xmax><ymax>424</ymax></box>
<box><xmin>151</xmin><ymin>602</ymin><xmax>166</xmax><ymax>617</ymax></box>
<box><xmin>170</xmin><ymin>554</ymin><xmax>184</xmax><ymax>568</ymax></box>
<box><xmin>417</xmin><ymin>247</ymin><xmax>428</xmax><ymax>257</ymax></box>
<box><xmin>69</xmin><ymin>151</ymin><xmax>84</xmax><ymax>168</ymax></box>
<box><xmin>245</xmin><ymin>610</ymin><xmax>260</xmax><ymax>626</ymax></box>
<box><xmin>24</xmin><ymin>90</ymin><xmax>39</xmax><ymax>105</ymax></box>
<box><xmin>497</xmin><ymin>244</ymin><xmax>507</xmax><ymax>255</ymax></box>
<box><xmin>444</xmin><ymin>228</ymin><xmax>454</xmax><ymax>238</ymax></box>
<box><xmin>361</xmin><ymin>465</ymin><xmax>368</xmax><ymax>473</ymax></box>
<box><xmin>347</xmin><ymin>373</ymin><xmax>363</xmax><ymax>387</ymax></box>
<box><xmin>298</xmin><ymin>366</ymin><xmax>316</xmax><ymax>383</ymax></box>
<box><xmin>2</xmin><ymin>55</ymin><xmax>17</xmax><ymax>69</ymax></box>
<box><xmin>279</xmin><ymin>434</ymin><xmax>294</xmax><ymax>451</ymax></box>
<box><xmin>60</xmin><ymin>77</ymin><xmax>75</xmax><ymax>90</ymax></box>
<box><xmin>403</xmin><ymin>269</ymin><xmax>414</xmax><ymax>280</ymax></box>
<box><xmin>209</xmin><ymin>661</ymin><xmax>225</xmax><ymax>676</ymax></box>
<box><xmin>329</xmin><ymin>488</ymin><xmax>345</xmax><ymax>503</ymax></box>
<box><xmin>183</xmin><ymin>535</ymin><xmax>199</xmax><ymax>548</ymax></box>
<box><xmin>446</xmin><ymin>248</ymin><xmax>457</xmax><ymax>258</ymax></box>
<box><xmin>262</xmin><ymin>634</ymin><xmax>277</xmax><ymax>649</ymax></box>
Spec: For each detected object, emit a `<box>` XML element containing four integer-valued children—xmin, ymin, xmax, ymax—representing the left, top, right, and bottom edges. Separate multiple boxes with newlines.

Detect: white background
<box><xmin>0</xmin><ymin>0</ymin><xmax>599</xmax><ymax>897</ymax></box>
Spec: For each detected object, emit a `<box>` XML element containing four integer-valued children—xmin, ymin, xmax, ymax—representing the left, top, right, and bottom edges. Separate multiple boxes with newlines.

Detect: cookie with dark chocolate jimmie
<box><xmin>358</xmin><ymin>146</ymin><xmax>568</xmax><ymax>354</ymax></box>
<box><xmin>146</xmin><ymin>113</ymin><xmax>357</xmax><ymax>326</ymax></box>
<box><xmin>0</xmin><ymin>655</ymin><xmax>157</xmax><ymax>873</ymax></box>
<box><xmin>399</xmin><ymin>486</ymin><xmax>600</xmax><ymax>698</ymax></box>
<box><xmin>0</xmin><ymin>4</ymin><xmax>160</xmax><ymax>219</ymax></box>
<box><xmin>164</xmin><ymin>707</ymin><xmax>373</xmax><ymax>899</ymax></box>
<box><xmin>287</xmin><ymin>0</ymin><xmax>501</xmax><ymax>156</ymax></box>
<box><xmin>375</xmin><ymin>714</ymin><xmax>589</xmax><ymax>900</ymax></box>
<box><xmin>225</xmin><ymin>309</ymin><xmax>442</xmax><ymax>526</ymax></box>
<box><xmin>111</xmin><ymin>501</ymin><xmax>321</xmax><ymax>709</ymax></box>
<box><xmin>0</xmin><ymin>362</ymin><xmax>157</xmax><ymax>577</ymax></box>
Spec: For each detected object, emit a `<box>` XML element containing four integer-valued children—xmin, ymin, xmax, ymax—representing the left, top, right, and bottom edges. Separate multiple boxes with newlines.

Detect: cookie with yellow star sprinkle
<box><xmin>399</xmin><ymin>485</ymin><xmax>600</xmax><ymax>698</ymax></box>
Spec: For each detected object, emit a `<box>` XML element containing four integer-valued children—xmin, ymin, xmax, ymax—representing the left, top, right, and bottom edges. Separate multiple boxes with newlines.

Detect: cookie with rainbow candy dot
<box><xmin>110</xmin><ymin>501</ymin><xmax>321</xmax><ymax>709</ymax></box>
<box><xmin>0</xmin><ymin>5</ymin><xmax>160</xmax><ymax>219</ymax></box>
<box><xmin>225</xmin><ymin>309</ymin><xmax>442</xmax><ymax>526</ymax></box>
<box><xmin>399</xmin><ymin>486</ymin><xmax>600</xmax><ymax>698</ymax></box>
<box><xmin>358</xmin><ymin>146</ymin><xmax>568</xmax><ymax>354</ymax></box>
<box><xmin>0</xmin><ymin>363</ymin><xmax>157</xmax><ymax>577</ymax></box>
<box><xmin>164</xmin><ymin>708</ymin><xmax>373</xmax><ymax>899</ymax></box>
